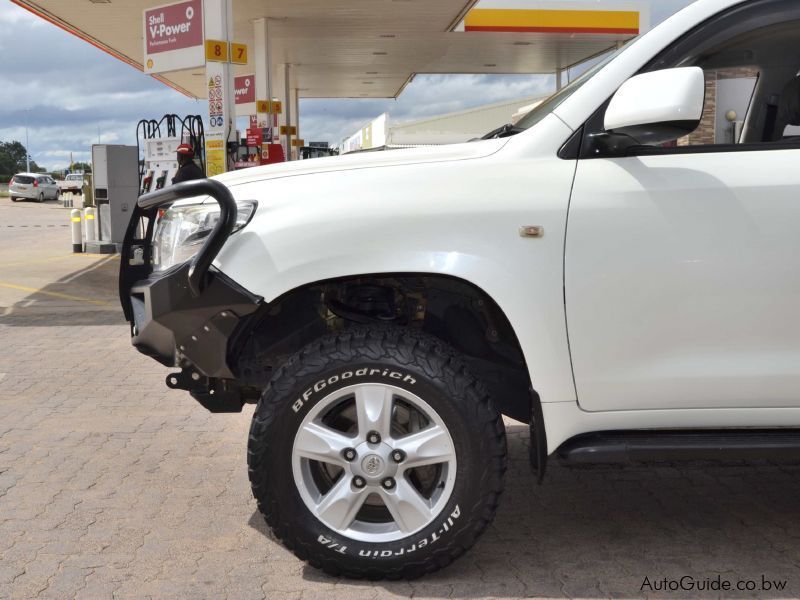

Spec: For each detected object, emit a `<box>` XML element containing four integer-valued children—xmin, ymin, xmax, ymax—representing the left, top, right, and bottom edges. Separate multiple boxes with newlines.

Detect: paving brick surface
<box><xmin>2</xmin><ymin>198</ymin><xmax>800</xmax><ymax>599</ymax></box>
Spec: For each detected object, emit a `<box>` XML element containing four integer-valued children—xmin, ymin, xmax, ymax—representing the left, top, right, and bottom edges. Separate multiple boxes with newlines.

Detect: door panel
<box><xmin>566</xmin><ymin>149</ymin><xmax>800</xmax><ymax>411</ymax></box>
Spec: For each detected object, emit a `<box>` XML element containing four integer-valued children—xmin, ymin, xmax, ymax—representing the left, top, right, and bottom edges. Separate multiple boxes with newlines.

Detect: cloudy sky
<box><xmin>0</xmin><ymin>0</ymin><xmax>695</xmax><ymax>170</ymax></box>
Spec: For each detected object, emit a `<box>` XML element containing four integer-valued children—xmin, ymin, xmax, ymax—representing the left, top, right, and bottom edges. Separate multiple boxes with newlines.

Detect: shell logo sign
<box><xmin>145</xmin><ymin>0</ymin><xmax>202</xmax><ymax>53</ymax></box>
<box><xmin>464</xmin><ymin>7</ymin><xmax>640</xmax><ymax>35</ymax></box>
<box><xmin>143</xmin><ymin>0</ymin><xmax>205</xmax><ymax>74</ymax></box>
<box><xmin>235</xmin><ymin>75</ymin><xmax>256</xmax><ymax>105</ymax></box>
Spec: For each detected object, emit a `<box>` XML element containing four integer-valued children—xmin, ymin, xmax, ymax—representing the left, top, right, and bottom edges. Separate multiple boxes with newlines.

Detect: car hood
<box><xmin>214</xmin><ymin>139</ymin><xmax>508</xmax><ymax>189</ymax></box>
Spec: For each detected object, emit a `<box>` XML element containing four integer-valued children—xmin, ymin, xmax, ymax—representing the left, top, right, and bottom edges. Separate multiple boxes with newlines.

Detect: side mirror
<box><xmin>604</xmin><ymin>67</ymin><xmax>705</xmax><ymax>145</ymax></box>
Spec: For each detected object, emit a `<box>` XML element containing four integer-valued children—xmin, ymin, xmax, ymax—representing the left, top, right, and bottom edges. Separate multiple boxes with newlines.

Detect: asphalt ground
<box><xmin>2</xmin><ymin>196</ymin><xmax>800</xmax><ymax>599</ymax></box>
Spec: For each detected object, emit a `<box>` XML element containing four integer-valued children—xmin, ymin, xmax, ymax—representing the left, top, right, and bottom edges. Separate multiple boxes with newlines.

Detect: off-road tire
<box><xmin>247</xmin><ymin>326</ymin><xmax>507</xmax><ymax>579</ymax></box>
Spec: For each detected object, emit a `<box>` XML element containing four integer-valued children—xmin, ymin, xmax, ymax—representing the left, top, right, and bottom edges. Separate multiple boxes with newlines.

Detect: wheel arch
<box><xmin>230</xmin><ymin>271</ymin><xmax>541</xmax><ymax>425</ymax></box>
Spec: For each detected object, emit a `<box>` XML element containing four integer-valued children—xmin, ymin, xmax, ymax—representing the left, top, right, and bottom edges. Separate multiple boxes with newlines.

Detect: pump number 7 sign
<box><xmin>231</xmin><ymin>43</ymin><xmax>248</xmax><ymax>65</ymax></box>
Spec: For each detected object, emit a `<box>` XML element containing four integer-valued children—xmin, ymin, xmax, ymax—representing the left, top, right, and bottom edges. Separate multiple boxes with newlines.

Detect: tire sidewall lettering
<box><xmin>291</xmin><ymin>365</ymin><xmax>418</xmax><ymax>416</ymax></box>
<box><xmin>318</xmin><ymin>504</ymin><xmax>464</xmax><ymax>558</ymax></box>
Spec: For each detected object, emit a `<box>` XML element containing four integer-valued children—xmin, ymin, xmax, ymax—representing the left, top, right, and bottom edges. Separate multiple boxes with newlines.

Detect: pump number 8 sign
<box><xmin>205</xmin><ymin>39</ymin><xmax>228</xmax><ymax>62</ymax></box>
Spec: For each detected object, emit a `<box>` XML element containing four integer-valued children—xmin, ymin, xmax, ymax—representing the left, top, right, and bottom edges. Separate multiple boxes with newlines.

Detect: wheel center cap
<box><xmin>361</xmin><ymin>454</ymin><xmax>385</xmax><ymax>476</ymax></box>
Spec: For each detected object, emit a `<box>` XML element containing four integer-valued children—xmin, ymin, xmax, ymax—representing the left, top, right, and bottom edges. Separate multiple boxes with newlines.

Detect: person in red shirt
<box><xmin>172</xmin><ymin>144</ymin><xmax>206</xmax><ymax>184</ymax></box>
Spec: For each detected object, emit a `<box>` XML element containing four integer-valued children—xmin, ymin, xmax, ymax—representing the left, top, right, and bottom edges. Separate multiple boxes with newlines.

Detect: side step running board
<box><xmin>557</xmin><ymin>429</ymin><xmax>800</xmax><ymax>464</ymax></box>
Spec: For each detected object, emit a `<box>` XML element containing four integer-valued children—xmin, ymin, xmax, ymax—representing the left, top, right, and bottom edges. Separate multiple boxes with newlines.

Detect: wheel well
<box><xmin>231</xmin><ymin>274</ymin><xmax>535</xmax><ymax>423</ymax></box>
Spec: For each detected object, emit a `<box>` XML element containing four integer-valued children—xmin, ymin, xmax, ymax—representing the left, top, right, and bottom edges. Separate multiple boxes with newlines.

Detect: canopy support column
<box><xmin>254</xmin><ymin>18</ymin><xmax>275</xmax><ymax>143</ymax></box>
<box><xmin>284</xmin><ymin>64</ymin><xmax>293</xmax><ymax>161</ymax></box>
<box><xmin>203</xmin><ymin>0</ymin><xmax>235</xmax><ymax>175</ymax></box>
<box><xmin>291</xmin><ymin>86</ymin><xmax>300</xmax><ymax>159</ymax></box>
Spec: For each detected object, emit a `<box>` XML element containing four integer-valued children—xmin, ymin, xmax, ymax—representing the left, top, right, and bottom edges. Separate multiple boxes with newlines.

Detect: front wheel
<box><xmin>248</xmin><ymin>327</ymin><xmax>506</xmax><ymax>579</ymax></box>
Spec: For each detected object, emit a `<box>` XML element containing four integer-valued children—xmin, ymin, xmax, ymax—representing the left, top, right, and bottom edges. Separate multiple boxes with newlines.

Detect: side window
<box><xmin>584</xmin><ymin>0</ymin><xmax>800</xmax><ymax>157</ymax></box>
<box><xmin>675</xmin><ymin>67</ymin><xmax>759</xmax><ymax>147</ymax></box>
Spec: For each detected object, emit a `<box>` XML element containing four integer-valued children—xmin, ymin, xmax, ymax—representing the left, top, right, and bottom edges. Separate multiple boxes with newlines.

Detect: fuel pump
<box><xmin>136</xmin><ymin>114</ymin><xmax>205</xmax><ymax>195</ymax></box>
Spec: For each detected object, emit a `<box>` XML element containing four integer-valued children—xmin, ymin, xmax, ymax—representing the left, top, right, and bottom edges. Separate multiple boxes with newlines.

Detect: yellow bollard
<box><xmin>70</xmin><ymin>209</ymin><xmax>82</xmax><ymax>253</ymax></box>
<box><xmin>84</xmin><ymin>207</ymin><xmax>96</xmax><ymax>243</ymax></box>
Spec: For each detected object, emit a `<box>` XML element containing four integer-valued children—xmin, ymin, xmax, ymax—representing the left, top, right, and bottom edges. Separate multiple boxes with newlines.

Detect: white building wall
<box><xmin>387</xmin><ymin>95</ymin><xmax>545</xmax><ymax>145</ymax></box>
<box><xmin>341</xmin><ymin>113</ymin><xmax>388</xmax><ymax>153</ymax></box>
<box><xmin>340</xmin><ymin>95</ymin><xmax>545</xmax><ymax>152</ymax></box>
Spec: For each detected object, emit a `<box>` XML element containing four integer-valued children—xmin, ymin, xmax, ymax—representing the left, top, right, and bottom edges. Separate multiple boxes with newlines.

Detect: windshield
<box><xmin>515</xmin><ymin>47</ymin><xmax>623</xmax><ymax>131</ymax></box>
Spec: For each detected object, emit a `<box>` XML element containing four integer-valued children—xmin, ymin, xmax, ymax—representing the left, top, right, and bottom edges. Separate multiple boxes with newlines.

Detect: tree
<box><xmin>0</xmin><ymin>141</ymin><xmax>46</xmax><ymax>174</ymax></box>
<box><xmin>71</xmin><ymin>161</ymin><xmax>92</xmax><ymax>173</ymax></box>
<box><xmin>0</xmin><ymin>141</ymin><xmax>29</xmax><ymax>175</ymax></box>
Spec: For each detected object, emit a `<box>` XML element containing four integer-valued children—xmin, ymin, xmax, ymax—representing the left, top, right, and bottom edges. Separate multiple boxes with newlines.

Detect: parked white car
<box><xmin>120</xmin><ymin>0</ymin><xmax>800</xmax><ymax>579</ymax></box>
<box><xmin>9</xmin><ymin>173</ymin><xmax>60</xmax><ymax>203</ymax></box>
<box><xmin>58</xmin><ymin>173</ymin><xmax>85</xmax><ymax>195</ymax></box>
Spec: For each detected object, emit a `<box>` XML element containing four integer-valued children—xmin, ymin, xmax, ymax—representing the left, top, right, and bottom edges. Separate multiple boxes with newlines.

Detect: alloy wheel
<box><xmin>291</xmin><ymin>383</ymin><xmax>457</xmax><ymax>543</ymax></box>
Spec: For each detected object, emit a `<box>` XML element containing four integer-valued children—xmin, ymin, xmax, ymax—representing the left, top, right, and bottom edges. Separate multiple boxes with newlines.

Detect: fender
<box><xmin>214</xmin><ymin>114</ymin><xmax>579</xmax><ymax>407</ymax></box>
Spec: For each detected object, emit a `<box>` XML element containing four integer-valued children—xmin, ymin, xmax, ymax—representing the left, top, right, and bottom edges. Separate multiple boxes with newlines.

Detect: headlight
<box><xmin>153</xmin><ymin>199</ymin><xmax>257</xmax><ymax>272</ymax></box>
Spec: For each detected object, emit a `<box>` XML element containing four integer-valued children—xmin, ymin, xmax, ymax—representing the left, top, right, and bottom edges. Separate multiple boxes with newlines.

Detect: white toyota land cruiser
<box><xmin>120</xmin><ymin>0</ymin><xmax>800</xmax><ymax>579</ymax></box>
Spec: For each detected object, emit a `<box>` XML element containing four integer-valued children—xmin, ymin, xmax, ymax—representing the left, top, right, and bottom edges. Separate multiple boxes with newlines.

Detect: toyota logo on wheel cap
<box><xmin>362</xmin><ymin>454</ymin><xmax>384</xmax><ymax>476</ymax></box>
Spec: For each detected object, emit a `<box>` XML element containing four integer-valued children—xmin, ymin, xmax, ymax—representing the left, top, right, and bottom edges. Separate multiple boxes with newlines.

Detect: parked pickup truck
<box><xmin>58</xmin><ymin>173</ymin><xmax>85</xmax><ymax>194</ymax></box>
<box><xmin>119</xmin><ymin>0</ymin><xmax>800</xmax><ymax>579</ymax></box>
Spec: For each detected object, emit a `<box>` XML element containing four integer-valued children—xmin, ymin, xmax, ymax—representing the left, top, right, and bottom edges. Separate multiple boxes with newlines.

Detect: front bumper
<box><xmin>129</xmin><ymin>262</ymin><xmax>260</xmax><ymax>379</ymax></box>
<box><xmin>120</xmin><ymin>180</ymin><xmax>262</xmax><ymax>388</ymax></box>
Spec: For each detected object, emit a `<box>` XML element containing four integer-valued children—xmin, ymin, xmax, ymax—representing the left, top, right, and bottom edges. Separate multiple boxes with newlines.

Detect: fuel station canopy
<box><xmin>10</xmin><ymin>0</ymin><xmax>647</xmax><ymax>100</ymax></box>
